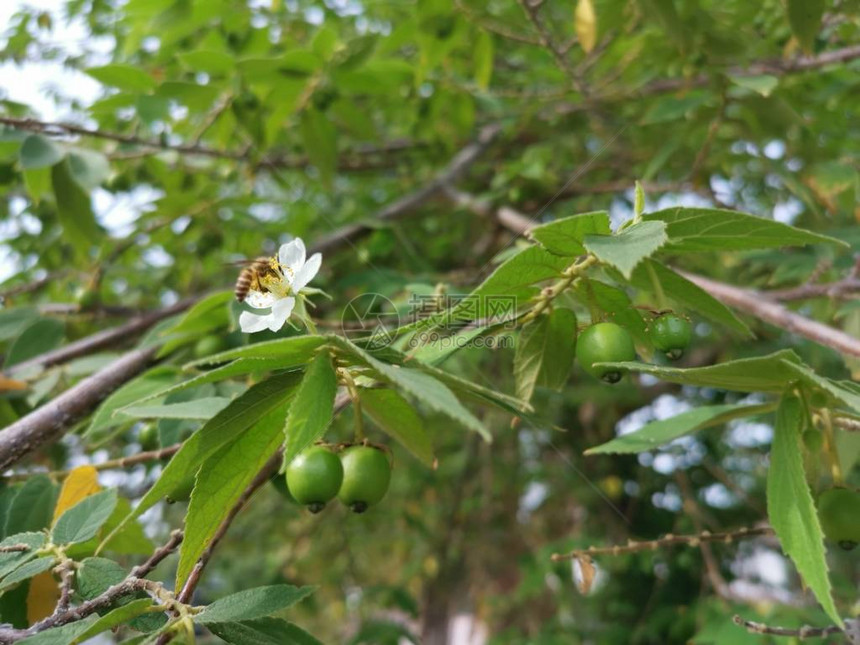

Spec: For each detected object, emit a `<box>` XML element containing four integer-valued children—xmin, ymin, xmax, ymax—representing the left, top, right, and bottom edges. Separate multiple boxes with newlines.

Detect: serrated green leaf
<box><xmin>89</xmin><ymin>498</ymin><xmax>153</xmax><ymax>556</ymax></box>
<box><xmin>529</xmin><ymin>211</ymin><xmax>611</xmax><ymax>257</ymax></box>
<box><xmin>628</xmin><ymin>259</ymin><xmax>752</xmax><ymax>336</ymax></box>
<box><xmin>157</xmin><ymin>291</ymin><xmax>233</xmax><ymax>357</ymax></box>
<box><xmin>767</xmin><ymin>394</ymin><xmax>840</xmax><ymax>625</ymax></box>
<box><xmin>120</xmin><ymin>397</ymin><xmax>231</xmax><ymax>420</ymax></box>
<box><xmin>176</xmin><ymin>391</ymin><xmax>297</xmax><ymax>588</ymax></box>
<box><xmin>208</xmin><ymin>617</ymin><xmax>322</xmax><ymax>645</ymax></box>
<box><xmin>598</xmin><ymin>350</ymin><xmax>803</xmax><ymax>393</ymax></box>
<box><xmin>184</xmin><ymin>335</ymin><xmax>327</xmax><ymax>368</ymax></box>
<box><xmin>4</xmin><ymin>318</ymin><xmax>65</xmax><ymax>368</ymax></box>
<box><xmin>584</xmin><ymin>220</ymin><xmax>667</xmax><ymax>278</ymax></box>
<box><xmin>0</xmin><ymin>533</ymin><xmax>46</xmax><ymax>580</ymax></box>
<box><xmin>586</xmin><ymin>402</ymin><xmax>776</xmax><ymax>454</ymax></box>
<box><xmin>282</xmin><ymin>352</ymin><xmax>337</xmax><ymax>466</ymax></box>
<box><xmin>85</xmin><ymin>64</ymin><xmax>156</xmax><ymax>92</ymax></box>
<box><xmin>781</xmin><ymin>361</ymin><xmax>860</xmax><ymax>414</ymax></box>
<box><xmin>729</xmin><ymin>74</ymin><xmax>779</xmax><ymax>97</ymax></box>
<box><xmin>16</xmin><ymin>615</ymin><xmax>99</xmax><ymax>645</ymax></box>
<box><xmin>514</xmin><ymin>308</ymin><xmax>577</xmax><ymax>401</ymax></box>
<box><xmin>19</xmin><ymin>135</ymin><xmax>64</xmax><ymax>170</ymax></box>
<box><xmin>177</xmin><ymin>50</ymin><xmax>235</xmax><ymax>75</ymax></box>
<box><xmin>359</xmin><ymin>388</ymin><xmax>434</xmax><ymax>467</ymax></box>
<box><xmin>85</xmin><ymin>367</ymin><xmax>180</xmax><ymax>440</ymax></box>
<box><xmin>52</xmin><ymin>489</ymin><xmax>117</xmax><ymax>545</ymax></box>
<box><xmin>102</xmin><ymin>372</ymin><xmax>302</xmax><ymax>550</ymax></box>
<box><xmin>51</xmin><ymin>158</ymin><xmax>103</xmax><ymax>254</ymax></box>
<box><xmin>66</xmin><ymin>149</ymin><xmax>109</xmax><ymax>191</ymax></box>
<box><xmin>5</xmin><ymin>475</ymin><xmax>57</xmax><ymax>536</ymax></box>
<box><xmin>74</xmin><ymin>599</ymin><xmax>155</xmax><ymax>643</ymax></box>
<box><xmin>643</xmin><ymin>208</ymin><xmax>845</xmax><ymax>251</ymax></box>
<box><xmin>194</xmin><ymin>585</ymin><xmax>315</xmax><ymax>625</ymax></box>
<box><xmin>332</xmin><ymin>338</ymin><xmax>490</xmax><ymax>440</ymax></box>
<box><xmin>0</xmin><ymin>557</ymin><xmax>55</xmax><ymax>592</ymax></box>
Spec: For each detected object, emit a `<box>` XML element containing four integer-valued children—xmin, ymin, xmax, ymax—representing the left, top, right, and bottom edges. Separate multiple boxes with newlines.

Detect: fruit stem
<box><xmin>521</xmin><ymin>254</ymin><xmax>598</xmax><ymax>324</ymax></box>
<box><xmin>818</xmin><ymin>409</ymin><xmax>844</xmax><ymax>485</ymax></box>
<box><xmin>338</xmin><ymin>368</ymin><xmax>365</xmax><ymax>441</ymax></box>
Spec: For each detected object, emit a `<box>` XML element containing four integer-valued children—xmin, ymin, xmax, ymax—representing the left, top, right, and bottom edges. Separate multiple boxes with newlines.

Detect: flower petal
<box><xmin>239</xmin><ymin>311</ymin><xmax>273</xmax><ymax>334</ymax></box>
<box><xmin>291</xmin><ymin>253</ymin><xmax>322</xmax><ymax>292</ymax></box>
<box><xmin>267</xmin><ymin>296</ymin><xmax>296</xmax><ymax>332</ymax></box>
<box><xmin>245</xmin><ymin>290</ymin><xmax>276</xmax><ymax>309</ymax></box>
<box><xmin>279</xmin><ymin>238</ymin><xmax>306</xmax><ymax>274</ymax></box>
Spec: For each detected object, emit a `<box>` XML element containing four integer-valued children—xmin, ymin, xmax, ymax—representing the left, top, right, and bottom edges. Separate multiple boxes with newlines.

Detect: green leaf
<box><xmin>473</xmin><ymin>31</ymin><xmax>493</xmax><ymax>89</ymax></box>
<box><xmin>584</xmin><ymin>220</ymin><xmax>667</xmax><ymax>278</ymax></box>
<box><xmin>120</xmin><ymin>397</ymin><xmax>231</xmax><ymax>420</ymax></box>
<box><xmin>176</xmin><ymin>391</ymin><xmax>298</xmax><ymax>588</ymax></box>
<box><xmin>786</xmin><ymin>0</ymin><xmax>824</xmax><ymax>53</ymax></box>
<box><xmin>5</xmin><ymin>475</ymin><xmax>57</xmax><ymax>535</ymax></box>
<box><xmin>729</xmin><ymin>74</ymin><xmax>779</xmax><ymax>97</ymax></box>
<box><xmin>282</xmin><ymin>352</ymin><xmax>337</xmax><ymax>466</ymax></box>
<box><xmin>81</xmin><ymin>497</ymin><xmax>153</xmax><ymax>556</ymax></box>
<box><xmin>177</xmin><ymin>50</ymin><xmax>235</xmax><ymax>75</ymax></box>
<box><xmin>16</xmin><ymin>615</ymin><xmax>99</xmax><ymax>645</ymax></box>
<box><xmin>781</xmin><ymin>362</ymin><xmax>860</xmax><ymax>414</ymax></box>
<box><xmin>0</xmin><ymin>557</ymin><xmax>55</xmax><ymax>592</ymax></box>
<box><xmin>642</xmin><ymin>208</ymin><xmax>846</xmax><ymax>252</ymax></box>
<box><xmin>0</xmin><ymin>308</ymin><xmax>39</xmax><ymax>342</ymax></box>
<box><xmin>4</xmin><ymin>318</ymin><xmax>65</xmax><ymax>368</ymax></box>
<box><xmin>573</xmin><ymin>279</ymin><xmax>648</xmax><ymax>346</ymax></box>
<box><xmin>529</xmin><ymin>211</ymin><xmax>611</xmax><ymax>257</ymax></box>
<box><xmin>333</xmin><ymin>338</ymin><xmax>490</xmax><ymax>441</ymax></box>
<box><xmin>194</xmin><ymin>585</ymin><xmax>315</xmax><ymax>625</ymax></box>
<box><xmin>75</xmin><ymin>599</ymin><xmax>155</xmax><ymax>642</ymax></box>
<box><xmin>85</xmin><ymin>367</ymin><xmax>180</xmax><ymax>440</ymax></box>
<box><xmin>627</xmin><ymin>260</ymin><xmax>752</xmax><ymax>336</ymax></box>
<box><xmin>599</xmin><ymin>350</ymin><xmax>803</xmax><ymax>393</ymax></box>
<box><xmin>157</xmin><ymin>291</ymin><xmax>233</xmax><ymax>357</ymax></box>
<box><xmin>23</xmin><ymin>167</ymin><xmax>52</xmax><ymax>205</ymax></box>
<box><xmin>513</xmin><ymin>308</ymin><xmax>577</xmax><ymax>401</ymax></box>
<box><xmin>767</xmin><ymin>394</ymin><xmax>840</xmax><ymax>625</ymax></box>
<box><xmin>0</xmin><ymin>533</ymin><xmax>46</xmax><ymax>580</ymax></box>
<box><xmin>208</xmin><ymin>617</ymin><xmax>322</xmax><ymax>645</ymax></box>
<box><xmin>359</xmin><ymin>389</ymin><xmax>434</xmax><ymax>467</ymax></box>
<box><xmin>51</xmin><ymin>158</ymin><xmax>103</xmax><ymax>254</ymax></box>
<box><xmin>586</xmin><ymin>402</ymin><xmax>777</xmax><ymax>454</ymax></box>
<box><xmin>102</xmin><ymin>372</ymin><xmax>302</xmax><ymax>549</ymax></box>
<box><xmin>66</xmin><ymin>149</ymin><xmax>110</xmax><ymax>191</ymax></box>
<box><xmin>184</xmin><ymin>335</ymin><xmax>327</xmax><ymax>368</ymax></box>
<box><xmin>19</xmin><ymin>135</ymin><xmax>64</xmax><ymax>169</ymax></box>
<box><xmin>85</xmin><ymin>64</ymin><xmax>156</xmax><ymax>92</ymax></box>
<box><xmin>52</xmin><ymin>489</ymin><xmax>118</xmax><ymax>545</ymax></box>
<box><xmin>299</xmin><ymin>109</ymin><xmax>337</xmax><ymax>188</ymax></box>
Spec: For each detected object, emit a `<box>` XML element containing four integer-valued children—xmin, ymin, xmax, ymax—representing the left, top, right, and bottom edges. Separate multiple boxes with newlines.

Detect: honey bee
<box><xmin>233</xmin><ymin>256</ymin><xmax>282</xmax><ymax>302</ymax></box>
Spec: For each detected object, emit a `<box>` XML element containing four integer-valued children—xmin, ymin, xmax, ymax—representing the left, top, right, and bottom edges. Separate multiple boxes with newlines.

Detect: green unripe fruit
<box><xmin>193</xmin><ymin>335</ymin><xmax>228</xmax><ymax>359</ymax></box>
<box><xmin>286</xmin><ymin>447</ymin><xmax>344</xmax><ymax>514</ymax></box>
<box><xmin>576</xmin><ymin>323</ymin><xmax>636</xmax><ymax>384</ymax></box>
<box><xmin>818</xmin><ymin>487</ymin><xmax>860</xmax><ymax>551</ymax></box>
<box><xmin>649</xmin><ymin>314</ymin><xmax>692</xmax><ymax>360</ymax></box>
<box><xmin>165</xmin><ymin>472</ymin><xmax>195</xmax><ymax>504</ymax></box>
<box><xmin>338</xmin><ymin>446</ymin><xmax>391</xmax><ymax>514</ymax></box>
<box><xmin>138</xmin><ymin>424</ymin><xmax>159</xmax><ymax>451</ymax></box>
<box><xmin>75</xmin><ymin>286</ymin><xmax>100</xmax><ymax>310</ymax></box>
<box><xmin>269</xmin><ymin>472</ymin><xmax>295</xmax><ymax>502</ymax></box>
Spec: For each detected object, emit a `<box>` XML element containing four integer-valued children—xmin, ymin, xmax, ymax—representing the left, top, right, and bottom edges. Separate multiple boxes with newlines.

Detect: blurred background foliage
<box><xmin>0</xmin><ymin>0</ymin><xmax>859</xmax><ymax>642</ymax></box>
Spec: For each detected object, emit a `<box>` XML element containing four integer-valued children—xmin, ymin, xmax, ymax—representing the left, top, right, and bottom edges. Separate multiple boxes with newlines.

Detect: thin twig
<box><xmin>4</xmin><ymin>444</ymin><xmax>182</xmax><ymax>481</ymax></box>
<box><xmin>832</xmin><ymin>416</ymin><xmax>860</xmax><ymax>433</ymax></box>
<box><xmin>0</xmin><ymin>544</ymin><xmax>31</xmax><ymax>553</ymax></box>
<box><xmin>732</xmin><ymin>614</ymin><xmax>846</xmax><ymax>639</ymax></box>
<box><xmin>551</xmin><ymin>526</ymin><xmax>774</xmax><ymax>561</ymax></box>
<box><xmin>131</xmin><ymin>530</ymin><xmax>184</xmax><ymax>579</ymax></box>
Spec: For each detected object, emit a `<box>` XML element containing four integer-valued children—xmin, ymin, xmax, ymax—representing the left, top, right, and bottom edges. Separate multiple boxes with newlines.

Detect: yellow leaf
<box><xmin>575</xmin><ymin>0</ymin><xmax>597</xmax><ymax>53</ymax></box>
<box><xmin>53</xmin><ymin>466</ymin><xmax>101</xmax><ymax>523</ymax></box>
<box><xmin>27</xmin><ymin>571</ymin><xmax>59</xmax><ymax>624</ymax></box>
<box><xmin>0</xmin><ymin>376</ymin><xmax>28</xmax><ymax>392</ymax></box>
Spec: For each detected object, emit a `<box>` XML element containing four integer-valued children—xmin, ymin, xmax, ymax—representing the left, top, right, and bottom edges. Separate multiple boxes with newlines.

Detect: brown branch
<box><xmin>52</xmin><ymin>560</ymin><xmax>76</xmax><ymax>616</ymax></box>
<box><xmin>0</xmin><ymin>347</ymin><xmax>157</xmax><ymax>471</ymax></box>
<box><xmin>765</xmin><ymin>276</ymin><xmax>860</xmax><ymax>301</ymax></box>
<box><xmin>678</xmin><ymin>271</ymin><xmax>860</xmax><ymax>359</ymax></box>
<box><xmin>131</xmin><ymin>530</ymin><xmax>184</xmax><ymax>579</ymax></box>
<box><xmin>310</xmin><ymin>123</ymin><xmax>501</xmax><ymax>256</ymax></box>
<box><xmin>551</xmin><ymin>526</ymin><xmax>774</xmax><ymax>561</ymax></box>
<box><xmin>5</xmin><ymin>444</ymin><xmax>182</xmax><ymax>481</ymax></box>
<box><xmin>0</xmin><ymin>544</ymin><xmax>31</xmax><ymax>553</ymax></box>
<box><xmin>0</xmin><ymin>116</ymin><xmax>422</xmax><ymax>171</ymax></box>
<box><xmin>732</xmin><ymin>614</ymin><xmax>849</xmax><ymax>639</ymax></box>
<box><xmin>833</xmin><ymin>416</ymin><xmax>860</xmax><ymax>433</ymax></box>
<box><xmin>7</xmin><ymin>298</ymin><xmax>194</xmax><ymax>376</ymax></box>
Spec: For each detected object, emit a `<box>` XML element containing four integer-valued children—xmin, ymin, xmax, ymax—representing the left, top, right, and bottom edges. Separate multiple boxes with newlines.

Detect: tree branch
<box><xmin>131</xmin><ymin>530</ymin><xmax>184</xmax><ymax>579</ymax></box>
<box><xmin>310</xmin><ymin>123</ymin><xmax>502</xmax><ymax>256</ymax></box>
<box><xmin>445</xmin><ymin>188</ymin><xmax>860</xmax><ymax>359</ymax></box>
<box><xmin>0</xmin><ymin>347</ymin><xmax>157</xmax><ymax>471</ymax></box>
<box><xmin>732</xmin><ymin>615</ymin><xmax>857</xmax><ymax>641</ymax></box>
<box><xmin>7</xmin><ymin>298</ymin><xmax>194</xmax><ymax>376</ymax></box>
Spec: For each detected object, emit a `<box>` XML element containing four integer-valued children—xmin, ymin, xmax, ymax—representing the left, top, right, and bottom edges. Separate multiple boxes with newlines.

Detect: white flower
<box><xmin>239</xmin><ymin>238</ymin><xmax>322</xmax><ymax>333</ymax></box>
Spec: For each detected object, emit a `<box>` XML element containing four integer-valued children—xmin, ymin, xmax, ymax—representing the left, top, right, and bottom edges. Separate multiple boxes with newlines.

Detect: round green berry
<box><xmin>338</xmin><ymin>446</ymin><xmax>391</xmax><ymax>514</ymax></box>
<box><xmin>286</xmin><ymin>446</ymin><xmax>344</xmax><ymax>514</ymax></box>
<box><xmin>575</xmin><ymin>322</ymin><xmax>636</xmax><ymax>384</ymax></box>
